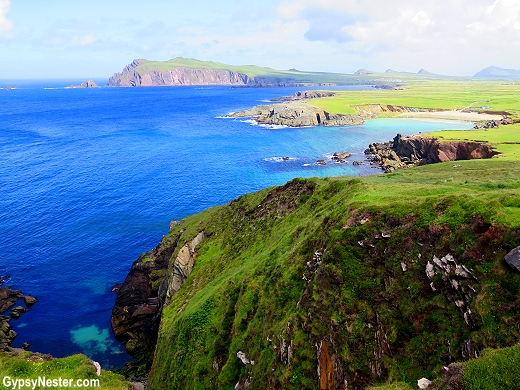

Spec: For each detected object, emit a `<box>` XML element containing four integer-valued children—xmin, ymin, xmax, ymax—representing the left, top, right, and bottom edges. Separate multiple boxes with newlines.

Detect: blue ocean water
<box><xmin>0</xmin><ymin>80</ymin><xmax>473</xmax><ymax>367</ymax></box>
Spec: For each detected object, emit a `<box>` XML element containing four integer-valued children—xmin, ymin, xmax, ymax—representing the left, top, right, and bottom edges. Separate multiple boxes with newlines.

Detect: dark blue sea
<box><xmin>0</xmin><ymin>79</ymin><xmax>473</xmax><ymax>367</ymax></box>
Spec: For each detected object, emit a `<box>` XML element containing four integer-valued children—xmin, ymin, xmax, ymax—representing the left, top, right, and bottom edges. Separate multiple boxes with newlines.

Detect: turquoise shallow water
<box><xmin>0</xmin><ymin>81</ymin><xmax>473</xmax><ymax>367</ymax></box>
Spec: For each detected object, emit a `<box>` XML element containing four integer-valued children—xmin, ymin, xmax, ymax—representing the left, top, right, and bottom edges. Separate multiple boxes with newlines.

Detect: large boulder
<box><xmin>505</xmin><ymin>246</ymin><xmax>520</xmax><ymax>272</ymax></box>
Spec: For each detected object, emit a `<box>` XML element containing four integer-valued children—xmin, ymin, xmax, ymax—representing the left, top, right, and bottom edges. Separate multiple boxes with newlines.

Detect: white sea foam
<box><xmin>263</xmin><ymin>156</ymin><xmax>298</xmax><ymax>162</ymax></box>
<box><xmin>258</xmin><ymin>124</ymin><xmax>288</xmax><ymax>130</ymax></box>
<box><xmin>240</xmin><ymin>119</ymin><xmax>258</xmax><ymax>125</ymax></box>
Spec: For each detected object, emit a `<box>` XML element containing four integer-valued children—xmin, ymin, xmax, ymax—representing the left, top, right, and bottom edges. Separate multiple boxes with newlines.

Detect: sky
<box><xmin>1</xmin><ymin>0</ymin><xmax>519</xmax><ymax>79</ymax></box>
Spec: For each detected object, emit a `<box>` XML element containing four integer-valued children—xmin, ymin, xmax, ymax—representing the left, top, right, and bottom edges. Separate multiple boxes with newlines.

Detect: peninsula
<box><xmin>107</xmin><ymin>58</ymin><xmax>459</xmax><ymax>87</ymax></box>
<box><xmin>110</xmin><ymin>79</ymin><xmax>520</xmax><ymax>389</ymax></box>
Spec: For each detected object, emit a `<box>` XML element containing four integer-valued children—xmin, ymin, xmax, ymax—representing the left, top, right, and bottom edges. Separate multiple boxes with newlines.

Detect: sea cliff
<box><xmin>112</xmin><ymin>160</ymin><xmax>520</xmax><ymax>389</ymax></box>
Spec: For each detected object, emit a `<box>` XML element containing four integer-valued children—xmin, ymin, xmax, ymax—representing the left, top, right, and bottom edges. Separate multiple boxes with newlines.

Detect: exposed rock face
<box><xmin>425</xmin><ymin>254</ymin><xmax>478</xmax><ymax>330</ymax></box>
<box><xmin>227</xmin><ymin>102</ymin><xmax>364</xmax><ymax>127</ymax></box>
<box><xmin>317</xmin><ymin>340</ymin><xmax>346</xmax><ymax>390</ymax></box>
<box><xmin>111</xmin><ymin>233</ymin><xmax>182</xmax><ymax>356</ymax></box>
<box><xmin>109</xmin><ymin>59</ymin><xmax>259</xmax><ymax>87</ymax></box>
<box><xmin>112</xmin><ymin>230</ymin><xmax>206</xmax><ymax>358</ymax></box>
<box><xmin>165</xmin><ymin>231</ymin><xmax>206</xmax><ymax>303</ymax></box>
<box><xmin>365</xmin><ymin>134</ymin><xmax>499</xmax><ymax>172</ymax></box>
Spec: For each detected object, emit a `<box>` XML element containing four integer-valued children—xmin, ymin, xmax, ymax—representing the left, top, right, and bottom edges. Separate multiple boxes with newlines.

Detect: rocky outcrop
<box><xmin>66</xmin><ymin>80</ymin><xmax>100</xmax><ymax>88</ymax></box>
<box><xmin>228</xmin><ymin>101</ymin><xmax>442</xmax><ymax>128</ymax></box>
<box><xmin>365</xmin><ymin>134</ymin><xmax>499</xmax><ymax>172</ymax></box>
<box><xmin>473</xmin><ymin>117</ymin><xmax>514</xmax><ymax>129</ymax></box>
<box><xmin>227</xmin><ymin>102</ymin><xmax>364</xmax><ymax>127</ymax></box>
<box><xmin>0</xmin><ymin>279</ymin><xmax>37</xmax><ymax>351</ymax></box>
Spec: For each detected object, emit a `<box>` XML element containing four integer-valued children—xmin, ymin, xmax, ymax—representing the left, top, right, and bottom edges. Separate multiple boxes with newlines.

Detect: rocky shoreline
<box><xmin>226</xmin><ymin>91</ymin><xmax>456</xmax><ymax>128</ymax></box>
<box><xmin>0</xmin><ymin>276</ymin><xmax>38</xmax><ymax>351</ymax></box>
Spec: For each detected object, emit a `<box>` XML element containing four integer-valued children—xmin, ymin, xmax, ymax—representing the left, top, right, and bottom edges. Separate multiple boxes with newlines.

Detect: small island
<box><xmin>66</xmin><ymin>80</ymin><xmax>100</xmax><ymax>89</ymax></box>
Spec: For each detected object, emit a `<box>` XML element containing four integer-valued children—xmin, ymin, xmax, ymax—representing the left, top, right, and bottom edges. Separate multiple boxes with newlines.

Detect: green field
<box><xmin>309</xmin><ymin>80</ymin><xmax>520</xmax><ymax>117</ymax></box>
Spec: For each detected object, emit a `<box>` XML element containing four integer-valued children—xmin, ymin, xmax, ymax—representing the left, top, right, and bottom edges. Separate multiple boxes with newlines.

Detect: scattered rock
<box><xmin>237</xmin><ymin>351</ymin><xmax>251</xmax><ymax>365</ymax></box>
<box><xmin>21</xmin><ymin>342</ymin><xmax>30</xmax><ymax>350</ymax></box>
<box><xmin>417</xmin><ymin>377</ymin><xmax>432</xmax><ymax>388</ymax></box>
<box><xmin>317</xmin><ymin>159</ymin><xmax>327</xmax><ymax>166</ymax></box>
<box><xmin>426</xmin><ymin>254</ymin><xmax>477</xmax><ymax>329</ymax></box>
<box><xmin>504</xmin><ymin>246</ymin><xmax>520</xmax><ymax>272</ymax></box>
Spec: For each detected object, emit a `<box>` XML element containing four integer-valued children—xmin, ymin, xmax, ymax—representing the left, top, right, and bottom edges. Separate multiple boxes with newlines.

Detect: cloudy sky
<box><xmin>1</xmin><ymin>0</ymin><xmax>519</xmax><ymax>78</ymax></box>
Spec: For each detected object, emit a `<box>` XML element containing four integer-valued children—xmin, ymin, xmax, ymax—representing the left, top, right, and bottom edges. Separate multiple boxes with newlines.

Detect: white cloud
<box><xmin>77</xmin><ymin>34</ymin><xmax>97</xmax><ymax>46</ymax></box>
<box><xmin>0</xmin><ymin>0</ymin><xmax>13</xmax><ymax>37</ymax></box>
<box><xmin>275</xmin><ymin>0</ymin><xmax>520</xmax><ymax>74</ymax></box>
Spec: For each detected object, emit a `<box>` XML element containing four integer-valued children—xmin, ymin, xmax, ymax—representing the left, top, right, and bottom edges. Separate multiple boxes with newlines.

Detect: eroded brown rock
<box><xmin>365</xmin><ymin>134</ymin><xmax>499</xmax><ymax>172</ymax></box>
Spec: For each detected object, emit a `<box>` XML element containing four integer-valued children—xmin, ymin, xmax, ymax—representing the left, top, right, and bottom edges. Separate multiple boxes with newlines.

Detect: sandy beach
<box><xmin>398</xmin><ymin>110</ymin><xmax>504</xmax><ymax>121</ymax></box>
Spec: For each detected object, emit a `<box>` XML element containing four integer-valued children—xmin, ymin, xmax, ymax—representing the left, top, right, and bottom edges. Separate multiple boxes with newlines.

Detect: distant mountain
<box><xmin>384</xmin><ymin>68</ymin><xmax>451</xmax><ymax>78</ymax></box>
<box><xmin>474</xmin><ymin>66</ymin><xmax>520</xmax><ymax>79</ymax></box>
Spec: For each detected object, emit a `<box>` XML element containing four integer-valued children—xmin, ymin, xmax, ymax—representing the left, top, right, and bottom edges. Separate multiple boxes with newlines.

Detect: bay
<box><xmin>0</xmin><ymin>81</ymin><xmax>473</xmax><ymax>367</ymax></box>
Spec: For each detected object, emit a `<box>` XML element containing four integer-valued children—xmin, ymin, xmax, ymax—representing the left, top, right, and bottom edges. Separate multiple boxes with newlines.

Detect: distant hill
<box><xmin>474</xmin><ymin>66</ymin><xmax>520</xmax><ymax>79</ymax></box>
<box><xmin>108</xmin><ymin>58</ymin><xmax>459</xmax><ymax>87</ymax></box>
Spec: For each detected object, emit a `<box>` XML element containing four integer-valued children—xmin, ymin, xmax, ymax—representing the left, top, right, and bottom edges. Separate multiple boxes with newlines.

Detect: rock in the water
<box><xmin>418</xmin><ymin>377</ymin><xmax>432</xmax><ymax>388</ymax></box>
<box><xmin>505</xmin><ymin>246</ymin><xmax>520</xmax><ymax>272</ymax></box>
<box><xmin>66</xmin><ymin>80</ymin><xmax>100</xmax><ymax>89</ymax></box>
<box><xmin>24</xmin><ymin>295</ymin><xmax>38</xmax><ymax>306</ymax></box>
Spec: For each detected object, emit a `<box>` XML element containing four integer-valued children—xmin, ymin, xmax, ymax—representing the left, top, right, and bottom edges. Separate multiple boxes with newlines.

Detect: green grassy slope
<box><xmin>0</xmin><ymin>352</ymin><xmax>131</xmax><ymax>389</ymax></box>
<box><xmin>146</xmin><ymin>156</ymin><xmax>520</xmax><ymax>389</ymax></box>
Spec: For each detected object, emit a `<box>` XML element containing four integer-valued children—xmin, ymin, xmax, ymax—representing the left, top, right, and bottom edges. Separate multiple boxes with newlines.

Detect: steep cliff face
<box><xmin>111</xmin><ymin>230</ymin><xmax>181</xmax><ymax>357</ymax></box>
<box><xmin>108</xmin><ymin>59</ymin><xmax>298</xmax><ymax>87</ymax></box>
